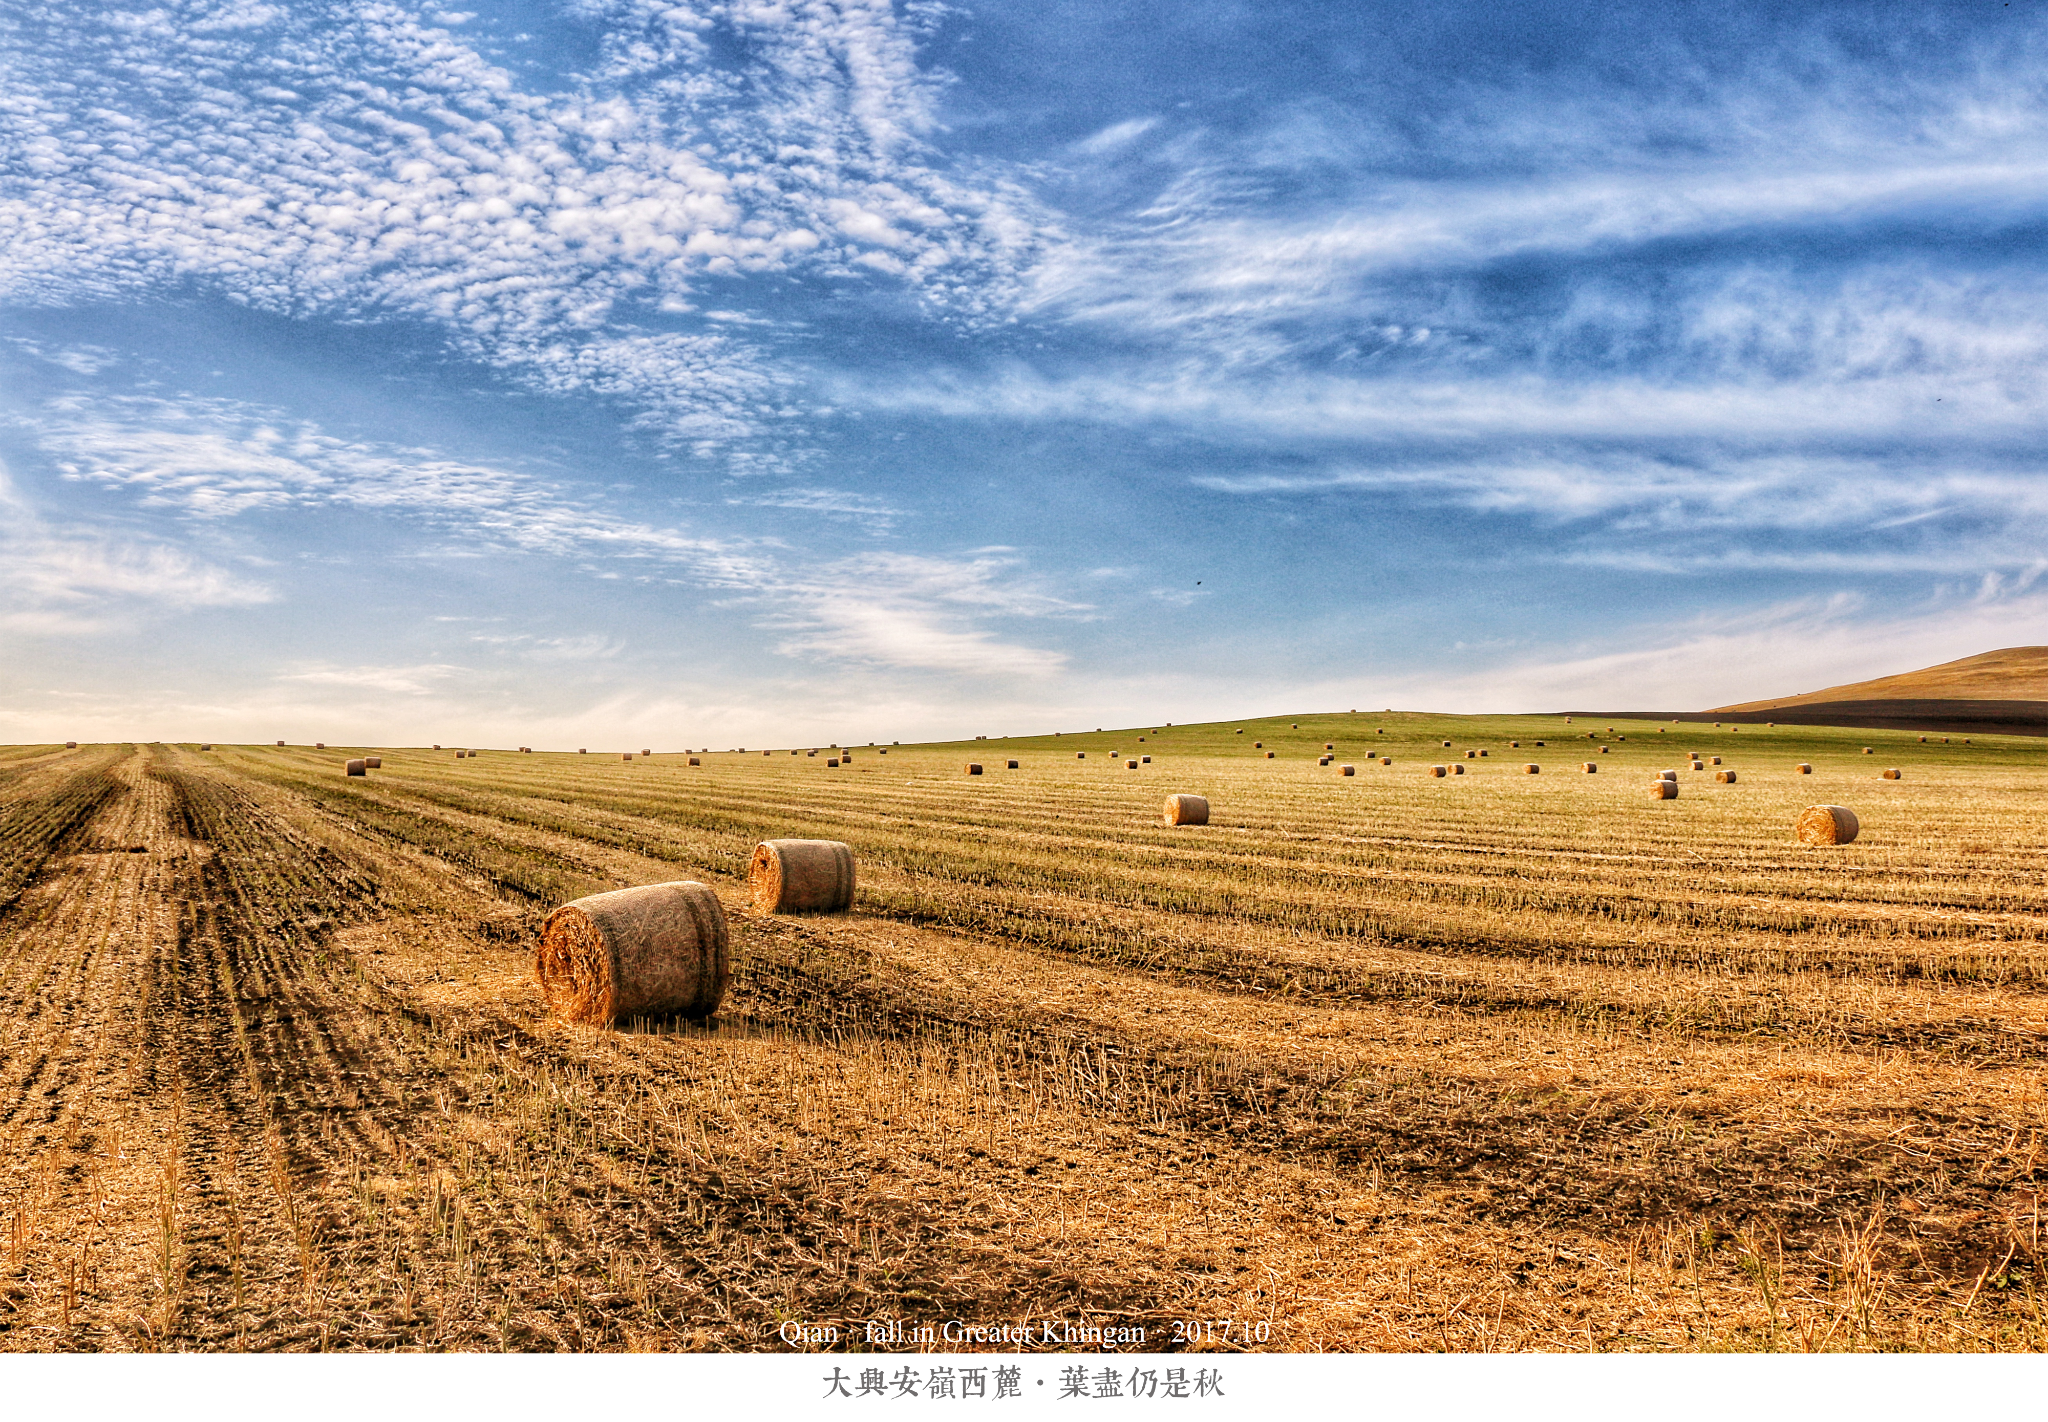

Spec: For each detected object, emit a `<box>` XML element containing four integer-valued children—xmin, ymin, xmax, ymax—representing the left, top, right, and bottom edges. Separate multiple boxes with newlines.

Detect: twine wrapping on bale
<box><xmin>1882</xmin><ymin>768</ymin><xmax>1902</xmax><ymax>780</ymax></box>
<box><xmin>1797</xmin><ymin>763</ymin><xmax>1812</xmax><ymax>774</ymax></box>
<box><xmin>1163</xmin><ymin>794</ymin><xmax>1210</xmax><ymax>825</ymax></box>
<box><xmin>1431</xmin><ymin>765</ymin><xmax>1447</xmax><ymax>777</ymax></box>
<box><xmin>749</xmin><ymin>840</ymin><xmax>855</xmax><ymax>915</ymax></box>
<box><xmin>1340</xmin><ymin>764</ymin><xmax>1356</xmax><ymax>776</ymax></box>
<box><xmin>965</xmin><ymin>763</ymin><xmax>982</xmax><ymax>775</ymax></box>
<box><xmin>346</xmin><ymin>759</ymin><xmax>366</xmax><ymax>777</ymax></box>
<box><xmin>537</xmin><ymin>882</ymin><xmax>728</xmax><ymax>1024</ymax></box>
<box><xmin>365</xmin><ymin>757</ymin><xmax>381</xmax><ymax>769</ymax></box>
<box><xmin>1650</xmin><ymin>779</ymin><xmax>1678</xmax><ymax>799</ymax></box>
<box><xmin>1796</xmin><ymin>805</ymin><xmax>1860</xmax><ymax>845</ymax></box>
<box><xmin>1717</xmin><ymin>770</ymin><xmax>1737</xmax><ymax>783</ymax></box>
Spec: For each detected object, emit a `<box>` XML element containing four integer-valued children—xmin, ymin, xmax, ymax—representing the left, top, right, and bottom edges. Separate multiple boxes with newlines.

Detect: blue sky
<box><xmin>4</xmin><ymin>0</ymin><xmax>2047</xmax><ymax>747</ymax></box>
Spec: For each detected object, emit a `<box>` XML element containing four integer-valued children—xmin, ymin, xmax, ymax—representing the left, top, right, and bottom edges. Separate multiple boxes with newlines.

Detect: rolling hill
<box><xmin>1699</xmin><ymin>645</ymin><xmax>2048</xmax><ymax>736</ymax></box>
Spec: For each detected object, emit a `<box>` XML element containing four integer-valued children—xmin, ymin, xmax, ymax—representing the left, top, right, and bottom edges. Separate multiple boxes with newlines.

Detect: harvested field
<box><xmin>0</xmin><ymin>714</ymin><xmax>2044</xmax><ymax>1353</ymax></box>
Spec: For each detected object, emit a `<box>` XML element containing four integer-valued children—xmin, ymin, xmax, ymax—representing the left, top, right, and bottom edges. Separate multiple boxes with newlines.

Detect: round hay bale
<box><xmin>199</xmin><ymin>744</ymin><xmax>212</xmax><ymax>751</ymax></box>
<box><xmin>276</xmin><ymin>740</ymin><xmax>286</xmax><ymax>747</ymax></box>
<box><xmin>316</xmin><ymin>742</ymin><xmax>325</xmax><ymax>749</ymax></box>
<box><xmin>65</xmin><ymin>740</ymin><xmax>78</xmax><ymax>749</ymax></box>
<box><xmin>345</xmin><ymin>759</ymin><xmax>366</xmax><ymax>776</ymax></box>
<box><xmin>1163</xmin><ymin>794</ymin><xmax>1210</xmax><ymax>825</ymax></box>
<box><xmin>579</xmin><ymin>748</ymin><xmax>587</xmax><ymax>754</ymax></box>
<box><xmin>1711</xmin><ymin>756</ymin><xmax>1722</xmax><ymax>765</ymax></box>
<box><xmin>1008</xmin><ymin>759</ymin><xmax>1020</xmax><ymax>769</ymax></box>
<box><xmin>1796</xmin><ymin>805</ymin><xmax>1860</xmax><ymax>846</ymax></box>
<box><xmin>1583</xmin><ymin>762</ymin><xmax>1597</xmax><ymax>773</ymax></box>
<box><xmin>521</xmin><ymin>747</ymin><xmax>531</xmax><ymax>753</ymax></box>
<box><xmin>1318</xmin><ymin>755</ymin><xmax>1331</xmax><ymax>765</ymax></box>
<box><xmin>1716</xmin><ymin>770</ymin><xmax>1737</xmax><ymax>783</ymax></box>
<box><xmin>1451</xmin><ymin>763</ymin><xmax>1464</xmax><ymax>775</ymax></box>
<box><xmin>537</xmin><ymin>882</ymin><xmax>728</xmax><ymax>1024</ymax></box>
<box><xmin>1479</xmin><ymin>749</ymin><xmax>1488</xmax><ymax>756</ymax></box>
<box><xmin>1797</xmin><ymin>762</ymin><xmax>1812</xmax><ymax>774</ymax></box>
<box><xmin>1378</xmin><ymin>756</ymin><xmax>1391</xmax><ymax>766</ymax></box>
<box><xmin>1660</xmin><ymin>769</ymin><xmax>1679</xmax><ymax>781</ymax></box>
<box><xmin>1442</xmin><ymin>740</ymin><xmax>1452</xmax><ymax>748</ymax></box>
<box><xmin>454</xmin><ymin>752</ymin><xmax>463</xmax><ymax>761</ymax></box>
<box><xmin>826</xmin><ymin>758</ymin><xmax>839</xmax><ymax>767</ymax></box>
<box><xmin>1140</xmin><ymin>755</ymin><xmax>1150</xmax><ymax>764</ymax></box>
<box><xmin>1523</xmin><ymin>763</ymin><xmax>1540</xmax><ymax>774</ymax></box>
<box><xmin>688</xmin><ymin>757</ymin><xmax>701</xmax><ymax>766</ymax></box>
<box><xmin>1882</xmin><ymin>768</ymin><xmax>1902</xmax><ymax>780</ymax></box>
<box><xmin>1919</xmin><ymin>736</ymin><xmax>1927</xmax><ymax>743</ymax></box>
<box><xmin>642</xmin><ymin>749</ymin><xmax>652</xmax><ymax>757</ymax></box>
<box><xmin>1510</xmin><ymin>741</ymin><xmax>1520</xmax><ymax>748</ymax></box>
<box><xmin>1264</xmin><ymin>751</ymin><xmax>1274</xmax><ymax>759</ymax></box>
<box><xmin>1127</xmin><ymin>759</ymin><xmax>1138</xmax><ymax>769</ymax></box>
<box><xmin>365</xmin><ymin>757</ymin><xmax>382</xmax><ymax>769</ymax></box>
<box><xmin>1077</xmin><ymin>752</ymin><xmax>1086</xmax><ymax>760</ymax></box>
<box><xmin>1650</xmin><ymin>779</ymin><xmax>1678</xmax><ymax>799</ymax></box>
<box><xmin>1862</xmin><ymin>747</ymin><xmax>1874</xmax><ymax>755</ymax></box>
<box><xmin>1324</xmin><ymin>743</ymin><xmax>1334</xmax><ymax>750</ymax></box>
<box><xmin>965</xmin><ymin>762</ymin><xmax>982</xmax><ymax>775</ymax></box>
<box><xmin>1599</xmin><ymin>746</ymin><xmax>1609</xmax><ymax>753</ymax></box>
<box><xmin>1340</xmin><ymin>764</ymin><xmax>1356</xmax><ymax>776</ymax></box>
<box><xmin>749</xmin><ymin>840</ymin><xmax>855</xmax><ymax>915</ymax></box>
<box><xmin>1430</xmin><ymin>764</ymin><xmax>1447</xmax><ymax>777</ymax></box>
<box><xmin>624</xmin><ymin>753</ymin><xmax>634</xmax><ymax>761</ymax></box>
<box><xmin>1254</xmin><ymin>741</ymin><xmax>1263</xmax><ymax>748</ymax></box>
<box><xmin>1692</xmin><ymin>762</ymin><xmax>1705</xmax><ymax>771</ymax></box>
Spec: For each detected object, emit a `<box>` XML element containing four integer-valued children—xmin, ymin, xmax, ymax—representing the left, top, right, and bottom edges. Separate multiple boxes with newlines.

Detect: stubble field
<box><xmin>0</xmin><ymin>712</ymin><xmax>2042</xmax><ymax>1352</ymax></box>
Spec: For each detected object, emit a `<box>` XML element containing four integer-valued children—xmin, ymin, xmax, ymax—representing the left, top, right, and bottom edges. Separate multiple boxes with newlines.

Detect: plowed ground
<box><xmin>1</xmin><ymin>717</ymin><xmax>2043</xmax><ymax>1352</ymax></box>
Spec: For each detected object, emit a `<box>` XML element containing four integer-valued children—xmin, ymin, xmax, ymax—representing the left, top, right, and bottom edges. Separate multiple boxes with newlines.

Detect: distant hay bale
<box><xmin>1716</xmin><ymin>770</ymin><xmax>1737</xmax><ymax>783</ymax></box>
<box><xmin>1264</xmin><ymin>751</ymin><xmax>1274</xmax><ymax>759</ymax></box>
<box><xmin>827</xmin><ymin>758</ymin><xmax>840</xmax><ymax>767</ymax></box>
<box><xmin>1919</xmin><ymin>736</ymin><xmax>1927</xmax><ymax>743</ymax></box>
<box><xmin>1430</xmin><ymin>764</ymin><xmax>1447</xmax><ymax>777</ymax></box>
<box><xmin>748</xmin><ymin>839</ymin><xmax>855</xmax><ymax>915</ymax></box>
<box><xmin>365</xmin><ymin>757</ymin><xmax>382</xmax><ymax>769</ymax></box>
<box><xmin>537</xmin><ymin>881</ymin><xmax>728</xmax><ymax>1025</ymax></box>
<box><xmin>346</xmin><ymin>759</ymin><xmax>366</xmax><ymax>777</ymax></box>
<box><xmin>1583</xmin><ymin>762</ymin><xmax>1597</xmax><ymax>773</ymax></box>
<box><xmin>65</xmin><ymin>740</ymin><xmax>77</xmax><ymax>749</ymax></box>
<box><xmin>965</xmin><ymin>762</ymin><xmax>982</xmax><ymax>775</ymax></box>
<box><xmin>1692</xmin><ymin>762</ymin><xmax>1705</xmax><ymax>771</ymax></box>
<box><xmin>433</xmin><ymin>744</ymin><xmax>441</xmax><ymax>750</ymax></box>
<box><xmin>1008</xmin><ymin>759</ymin><xmax>1020</xmax><ymax>769</ymax></box>
<box><xmin>1711</xmin><ymin>756</ymin><xmax>1722</xmax><ymax>765</ymax></box>
<box><xmin>1451</xmin><ymin>763</ymin><xmax>1464</xmax><ymax>775</ymax></box>
<box><xmin>199</xmin><ymin>744</ymin><xmax>212</xmax><ymax>751</ymax></box>
<box><xmin>1140</xmin><ymin>755</ymin><xmax>1150</xmax><ymax>764</ymax></box>
<box><xmin>688</xmin><ymin>757</ymin><xmax>701</xmax><ymax>766</ymax></box>
<box><xmin>1660</xmin><ymin>769</ymin><xmax>1679</xmax><ymax>781</ymax></box>
<box><xmin>1163</xmin><ymin>794</ymin><xmax>1210</xmax><ymax>825</ymax></box>
<box><xmin>1599</xmin><ymin>746</ymin><xmax>1609</xmax><ymax>753</ymax></box>
<box><xmin>1796</xmin><ymin>805</ymin><xmax>1860</xmax><ymax>846</ymax></box>
<box><xmin>521</xmin><ymin>747</ymin><xmax>531</xmax><ymax>753</ymax></box>
<box><xmin>1340</xmin><ymin>764</ymin><xmax>1356</xmax><ymax>776</ymax></box>
<box><xmin>1442</xmin><ymin>740</ymin><xmax>1451</xmax><ymax>748</ymax></box>
<box><xmin>1324</xmin><ymin>743</ymin><xmax>1334</xmax><ymax>750</ymax></box>
<box><xmin>1862</xmin><ymin>747</ymin><xmax>1874</xmax><ymax>755</ymax></box>
<box><xmin>1254</xmin><ymin>741</ymin><xmax>1263</xmax><ymax>748</ymax></box>
<box><xmin>579</xmin><ymin>748</ymin><xmax>587</xmax><ymax>754</ymax></box>
<box><xmin>1510</xmin><ymin>741</ymin><xmax>1520</xmax><ymax>748</ymax></box>
<box><xmin>1882</xmin><ymin>768</ymin><xmax>1902</xmax><ymax>780</ymax></box>
<box><xmin>277</xmin><ymin>740</ymin><xmax>286</xmax><ymax>747</ymax></box>
<box><xmin>624</xmin><ymin>753</ymin><xmax>633</xmax><ymax>761</ymax></box>
<box><xmin>642</xmin><ymin>749</ymin><xmax>651</xmax><ymax>757</ymax></box>
<box><xmin>1523</xmin><ymin>763</ymin><xmax>1540</xmax><ymax>774</ymax></box>
<box><xmin>1318</xmin><ymin>756</ymin><xmax>1331</xmax><ymax>765</ymax></box>
<box><xmin>1378</xmin><ymin>756</ymin><xmax>1391</xmax><ymax>766</ymax></box>
<box><xmin>1797</xmin><ymin>763</ymin><xmax>1812</xmax><ymax>774</ymax></box>
<box><xmin>1077</xmin><ymin>752</ymin><xmax>1086</xmax><ymax>759</ymax></box>
<box><xmin>316</xmin><ymin>742</ymin><xmax>325</xmax><ymax>749</ymax></box>
<box><xmin>1649</xmin><ymin>779</ymin><xmax>1678</xmax><ymax>799</ymax></box>
<box><xmin>1478</xmin><ymin>749</ymin><xmax>1488</xmax><ymax>756</ymax></box>
<box><xmin>1127</xmin><ymin>759</ymin><xmax>1138</xmax><ymax>769</ymax></box>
